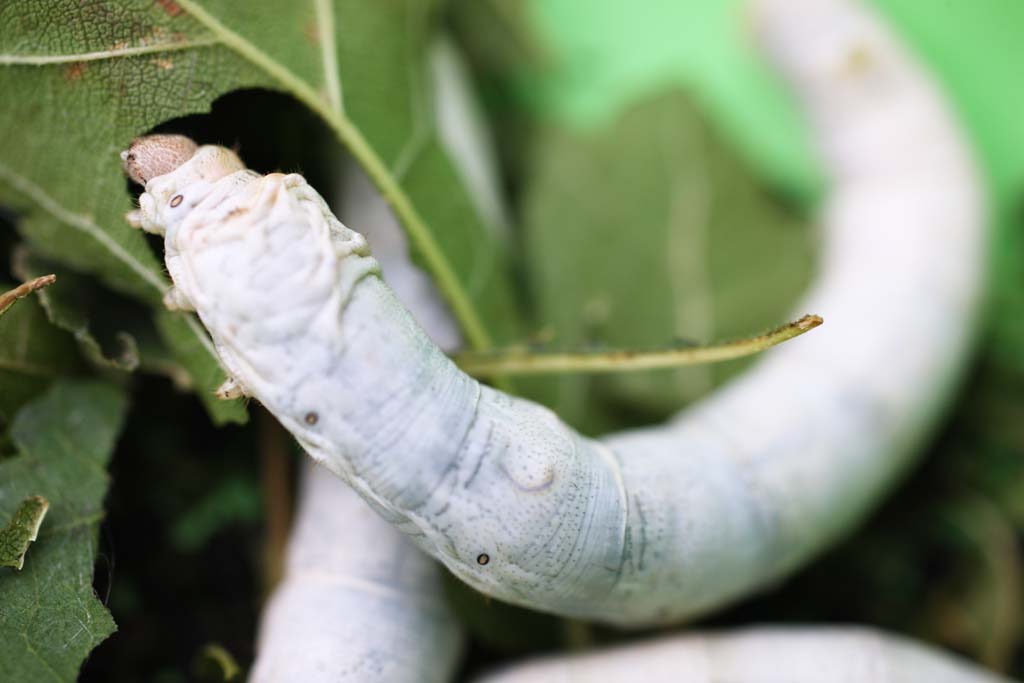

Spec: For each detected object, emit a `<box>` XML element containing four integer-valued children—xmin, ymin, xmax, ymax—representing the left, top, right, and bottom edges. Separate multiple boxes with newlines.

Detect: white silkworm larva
<box><xmin>250</xmin><ymin>460</ymin><xmax>463</xmax><ymax>683</ymax></box>
<box><xmin>251</xmin><ymin>37</ymin><xmax>497</xmax><ymax>680</ymax></box>
<box><xmin>122</xmin><ymin>0</ymin><xmax>985</xmax><ymax>627</ymax></box>
<box><xmin>474</xmin><ymin>628</ymin><xmax>1018</xmax><ymax>683</ymax></box>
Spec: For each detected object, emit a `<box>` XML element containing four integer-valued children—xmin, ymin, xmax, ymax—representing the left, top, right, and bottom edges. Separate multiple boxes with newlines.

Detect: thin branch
<box><xmin>455</xmin><ymin>314</ymin><xmax>823</xmax><ymax>378</ymax></box>
<box><xmin>259</xmin><ymin>409</ymin><xmax>293</xmax><ymax>595</ymax></box>
<box><xmin>0</xmin><ymin>274</ymin><xmax>56</xmax><ymax>317</ymax></box>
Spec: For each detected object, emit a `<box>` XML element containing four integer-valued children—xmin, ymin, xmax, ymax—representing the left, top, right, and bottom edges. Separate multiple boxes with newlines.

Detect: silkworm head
<box><xmin>121</xmin><ymin>134</ymin><xmax>199</xmax><ymax>185</ymax></box>
<box><xmin>124</xmin><ymin>141</ymin><xmax>250</xmax><ymax>238</ymax></box>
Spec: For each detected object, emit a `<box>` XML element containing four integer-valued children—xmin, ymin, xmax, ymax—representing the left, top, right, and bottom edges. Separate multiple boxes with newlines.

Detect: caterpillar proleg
<box><xmin>123</xmin><ymin>0</ymin><xmax>985</xmax><ymax>627</ymax></box>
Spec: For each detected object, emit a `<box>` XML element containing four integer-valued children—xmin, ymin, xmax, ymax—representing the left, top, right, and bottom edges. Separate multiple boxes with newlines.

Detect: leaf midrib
<box><xmin>0</xmin><ymin>163</ymin><xmax>221</xmax><ymax>373</ymax></box>
<box><xmin>0</xmin><ymin>37</ymin><xmax>219</xmax><ymax>65</ymax></box>
<box><xmin>0</xmin><ymin>160</ymin><xmax>166</xmax><ymax>294</ymax></box>
<box><xmin>313</xmin><ymin>0</ymin><xmax>344</xmax><ymax>114</ymax></box>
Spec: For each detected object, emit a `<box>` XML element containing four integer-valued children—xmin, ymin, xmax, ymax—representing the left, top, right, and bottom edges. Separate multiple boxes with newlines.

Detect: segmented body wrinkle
<box><xmin>124</xmin><ymin>0</ymin><xmax>985</xmax><ymax>627</ymax></box>
<box><xmin>248</xmin><ymin>39</ymin><xmax>486</xmax><ymax>681</ymax></box>
<box><xmin>476</xmin><ymin>628</ymin><xmax>1017</xmax><ymax>683</ymax></box>
<box><xmin>250</xmin><ymin>462</ymin><xmax>463</xmax><ymax>682</ymax></box>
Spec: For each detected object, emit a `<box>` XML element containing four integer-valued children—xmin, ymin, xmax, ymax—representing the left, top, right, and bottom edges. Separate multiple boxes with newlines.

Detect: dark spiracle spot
<box><xmin>170</xmin><ymin>194</ymin><xmax>184</xmax><ymax>208</ymax></box>
<box><xmin>304</xmin><ymin>412</ymin><xmax>318</xmax><ymax>426</ymax></box>
<box><xmin>476</xmin><ymin>553</ymin><xmax>490</xmax><ymax>566</ymax></box>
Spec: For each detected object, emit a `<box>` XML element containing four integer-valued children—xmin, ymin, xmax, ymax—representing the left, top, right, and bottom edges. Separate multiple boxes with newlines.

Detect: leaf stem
<box><xmin>319</xmin><ymin>114</ymin><xmax>494</xmax><ymax>351</ymax></box>
<box><xmin>455</xmin><ymin>314</ymin><xmax>823</xmax><ymax>377</ymax></box>
<box><xmin>0</xmin><ymin>274</ymin><xmax>56</xmax><ymax>317</ymax></box>
<box><xmin>258</xmin><ymin>409</ymin><xmax>292</xmax><ymax>594</ymax></box>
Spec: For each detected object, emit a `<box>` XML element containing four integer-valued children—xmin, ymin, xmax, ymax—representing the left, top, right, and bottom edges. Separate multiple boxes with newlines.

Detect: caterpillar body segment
<box><xmin>251</xmin><ymin>37</ymin><xmax>502</xmax><ymax>680</ymax></box>
<box><xmin>476</xmin><ymin>628</ymin><xmax>1016</xmax><ymax>683</ymax></box>
<box><xmin>123</xmin><ymin>0</ymin><xmax>985</xmax><ymax>627</ymax></box>
<box><xmin>251</xmin><ymin>461</ymin><xmax>464</xmax><ymax>682</ymax></box>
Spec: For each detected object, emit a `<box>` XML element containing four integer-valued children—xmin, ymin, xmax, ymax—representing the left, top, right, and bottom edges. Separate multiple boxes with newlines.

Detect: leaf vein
<box><xmin>0</xmin><ymin>38</ymin><xmax>221</xmax><ymax>66</ymax></box>
<box><xmin>313</xmin><ymin>0</ymin><xmax>344</xmax><ymax>113</ymax></box>
<box><xmin>0</xmin><ymin>161</ymin><xmax>167</xmax><ymax>294</ymax></box>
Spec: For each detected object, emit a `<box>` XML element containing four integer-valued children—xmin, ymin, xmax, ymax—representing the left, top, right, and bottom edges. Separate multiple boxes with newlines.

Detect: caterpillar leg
<box><xmin>162</xmin><ymin>286</ymin><xmax>194</xmax><ymax>312</ymax></box>
<box><xmin>124</xmin><ymin>208</ymin><xmax>166</xmax><ymax>236</ymax></box>
<box><xmin>125</xmin><ymin>192</ymin><xmax>167</xmax><ymax>236</ymax></box>
<box><xmin>125</xmin><ymin>209</ymin><xmax>143</xmax><ymax>229</ymax></box>
<box><xmin>215</xmin><ymin>377</ymin><xmax>247</xmax><ymax>400</ymax></box>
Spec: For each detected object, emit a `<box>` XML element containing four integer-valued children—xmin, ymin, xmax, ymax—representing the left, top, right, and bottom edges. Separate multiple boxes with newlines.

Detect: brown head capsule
<box><xmin>120</xmin><ymin>134</ymin><xmax>199</xmax><ymax>185</ymax></box>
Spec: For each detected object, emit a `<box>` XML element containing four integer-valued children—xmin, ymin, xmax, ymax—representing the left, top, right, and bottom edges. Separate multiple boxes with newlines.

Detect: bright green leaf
<box><xmin>508</xmin><ymin>0</ymin><xmax>1024</xmax><ymax>374</ymax></box>
<box><xmin>513</xmin><ymin>0</ymin><xmax>822</xmax><ymax>200</ymax></box>
<box><xmin>0</xmin><ymin>380</ymin><xmax>129</xmax><ymax>681</ymax></box>
<box><xmin>521</xmin><ymin>91</ymin><xmax>814</xmax><ymax>431</ymax></box>
<box><xmin>514</xmin><ymin>0</ymin><xmax>1024</xmax><ymax>210</ymax></box>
